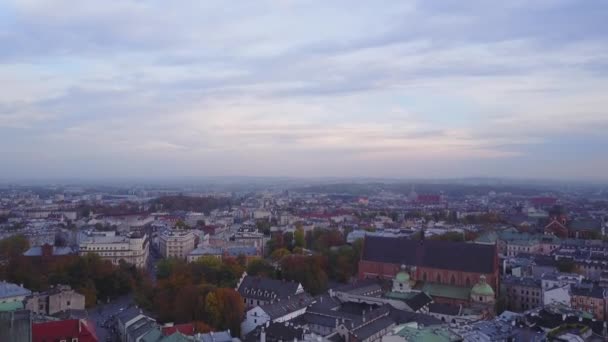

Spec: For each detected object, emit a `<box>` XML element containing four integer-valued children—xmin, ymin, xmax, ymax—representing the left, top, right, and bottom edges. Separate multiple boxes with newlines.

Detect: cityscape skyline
<box><xmin>1</xmin><ymin>0</ymin><xmax>608</xmax><ymax>180</ymax></box>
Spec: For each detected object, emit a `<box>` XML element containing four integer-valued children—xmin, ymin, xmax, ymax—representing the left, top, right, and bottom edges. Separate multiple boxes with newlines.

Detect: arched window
<box><xmin>465</xmin><ymin>278</ymin><xmax>471</xmax><ymax>287</ymax></box>
<box><xmin>450</xmin><ymin>275</ymin><xmax>456</xmax><ymax>285</ymax></box>
<box><xmin>436</xmin><ymin>274</ymin><xmax>441</xmax><ymax>283</ymax></box>
<box><xmin>422</xmin><ymin>272</ymin><xmax>427</xmax><ymax>281</ymax></box>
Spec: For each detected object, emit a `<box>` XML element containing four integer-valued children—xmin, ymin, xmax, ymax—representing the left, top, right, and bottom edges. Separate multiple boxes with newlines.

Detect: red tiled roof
<box><xmin>33</xmin><ymin>319</ymin><xmax>98</xmax><ymax>342</ymax></box>
<box><xmin>162</xmin><ymin>323</ymin><xmax>195</xmax><ymax>336</ymax></box>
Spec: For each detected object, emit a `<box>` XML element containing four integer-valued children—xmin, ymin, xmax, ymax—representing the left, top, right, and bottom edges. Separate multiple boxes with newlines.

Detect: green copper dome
<box><xmin>471</xmin><ymin>281</ymin><xmax>495</xmax><ymax>297</ymax></box>
<box><xmin>395</xmin><ymin>271</ymin><xmax>410</xmax><ymax>283</ymax></box>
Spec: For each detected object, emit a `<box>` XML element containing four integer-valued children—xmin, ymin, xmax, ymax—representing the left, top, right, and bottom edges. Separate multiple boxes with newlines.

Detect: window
<box><xmin>72</xmin><ymin>339</ymin><xmax>78</xmax><ymax>342</ymax></box>
<box><xmin>450</xmin><ymin>275</ymin><xmax>456</xmax><ymax>285</ymax></box>
<box><xmin>67</xmin><ymin>301</ymin><xmax>71</xmax><ymax>306</ymax></box>
<box><xmin>422</xmin><ymin>273</ymin><xmax>427</xmax><ymax>281</ymax></box>
<box><xmin>436</xmin><ymin>274</ymin><xmax>441</xmax><ymax>283</ymax></box>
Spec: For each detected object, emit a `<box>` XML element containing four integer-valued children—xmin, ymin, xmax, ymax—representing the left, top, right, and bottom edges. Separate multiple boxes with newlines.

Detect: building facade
<box><xmin>78</xmin><ymin>231</ymin><xmax>149</xmax><ymax>268</ymax></box>
<box><xmin>358</xmin><ymin>236</ymin><xmax>500</xmax><ymax>297</ymax></box>
<box><xmin>502</xmin><ymin>276</ymin><xmax>542</xmax><ymax>312</ymax></box>
<box><xmin>25</xmin><ymin>285</ymin><xmax>85</xmax><ymax>315</ymax></box>
<box><xmin>158</xmin><ymin>230</ymin><xmax>196</xmax><ymax>259</ymax></box>
<box><xmin>571</xmin><ymin>286</ymin><xmax>606</xmax><ymax>321</ymax></box>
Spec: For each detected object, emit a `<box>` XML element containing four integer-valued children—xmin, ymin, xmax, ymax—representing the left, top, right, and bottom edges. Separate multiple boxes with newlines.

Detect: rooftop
<box><xmin>0</xmin><ymin>281</ymin><xmax>31</xmax><ymax>299</ymax></box>
<box><xmin>362</xmin><ymin>236</ymin><xmax>497</xmax><ymax>274</ymax></box>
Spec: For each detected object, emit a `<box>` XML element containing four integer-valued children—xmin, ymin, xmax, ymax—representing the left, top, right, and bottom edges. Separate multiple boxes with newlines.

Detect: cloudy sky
<box><xmin>1</xmin><ymin>0</ymin><xmax>607</xmax><ymax>181</ymax></box>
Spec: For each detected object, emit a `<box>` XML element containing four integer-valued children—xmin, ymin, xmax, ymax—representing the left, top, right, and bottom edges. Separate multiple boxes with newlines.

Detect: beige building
<box><xmin>158</xmin><ymin>230</ymin><xmax>196</xmax><ymax>259</ymax></box>
<box><xmin>79</xmin><ymin>231</ymin><xmax>149</xmax><ymax>268</ymax></box>
<box><xmin>25</xmin><ymin>285</ymin><xmax>85</xmax><ymax>315</ymax></box>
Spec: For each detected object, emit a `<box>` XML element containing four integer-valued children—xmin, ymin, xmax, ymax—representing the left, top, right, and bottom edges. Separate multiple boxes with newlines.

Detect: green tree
<box><xmin>294</xmin><ymin>228</ymin><xmax>305</xmax><ymax>248</ymax></box>
<box><xmin>246</xmin><ymin>259</ymin><xmax>275</xmax><ymax>278</ymax></box>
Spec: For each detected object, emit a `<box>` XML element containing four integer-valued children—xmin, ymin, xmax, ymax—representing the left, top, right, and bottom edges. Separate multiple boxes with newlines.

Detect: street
<box><xmin>87</xmin><ymin>294</ymin><xmax>134</xmax><ymax>342</ymax></box>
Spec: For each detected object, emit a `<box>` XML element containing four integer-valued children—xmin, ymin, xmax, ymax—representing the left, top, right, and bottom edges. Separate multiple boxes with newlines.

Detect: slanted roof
<box><xmin>238</xmin><ymin>275</ymin><xmax>300</xmax><ymax>301</ymax></box>
<box><xmin>32</xmin><ymin>319</ymin><xmax>97</xmax><ymax>342</ymax></box>
<box><xmin>389</xmin><ymin>308</ymin><xmax>443</xmax><ymax>326</ymax></box>
<box><xmin>162</xmin><ymin>323</ymin><xmax>195</xmax><ymax>336</ymax></box>
<box><xmin>571</xmin><ymin>286</ymin><xmax>605</xmax><ymax>299</ymax></box>
<box><xmin>396</xmin><ymin>324</ymin><xmax>462</xmax><ymax>341</ymax></box>
<box><xmin>429</xmin><ymin>303</ymin><xmax>461</xmax><ymax>316</ymax></box>
<box><xmin>244</xmin><ymin>322</ymin><xmax>304</xmax><ymax>342</ymax></box>
<box><xmin>568</xmin><ymin>219</ymin><xmax>603</xmax><ymax>231</ymax></box>
<box><xmin>199</xmin><ymin>329</ymin><xmax>233</xmax><ymax>342</ymax></box>
<box><xmin>163</xmin><ymin>332</ymin><xmax>194</xmax><ymax>342</ymax></box>
<box><xmin>0</xmin><ymin>300</ymin><xmax>24</xmax><ymax>312</ymax></box>
<box><xmin>127</xmin><ymin>318</ymin><xmax>157</xmax><ymax>341</ymax></box>
<box><xmin>141</xmin><ymin>328</ymin><xmax>163</xmax><ymax>342</ymax></box>
<box><xmin>419</xmin><ymin>283</ymin><xmax>471</xmax><ymax>301</ymax></box>
<box><xmin>0</xmin><ymin>281</ymin><xmax>31</xmax><ymax>299</ymax></box>
<box><xmin>350</xmin><ymin>316</ymin><xmax>394</xmax><ymax>340</ymax></box>
<box><xmin>116</xmin><ymin>306</ymin><xmax>142</xmax><ymax>325</ymax></box>
<box><xmin>403</xmin><ymin>292</ymin><xmax>433</xmax><ymax>312</ymax></box>
<box><xmin>23</xmin><ymin>246</ymin><xmax>76</xmax><ymax>256</ymax></box>
<box><xmin>362</xmin><ymin>236</ymin><xmax>497</xmax><ymax>274</ymax></box>
<box><xmin>259</xmin><ymin>292</ymin><xmax>314</xmax><ymax>320</ymax></box>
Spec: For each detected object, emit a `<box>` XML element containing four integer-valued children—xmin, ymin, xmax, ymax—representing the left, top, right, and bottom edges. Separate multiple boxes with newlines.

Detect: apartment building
<box><xmin>503</xmin><ymin>276</ymin><xmax>543</xmax><ymax>312</ymax></box>
<box><xmin>25</xmin><ymin>285</ymin><xmax>85</xmax><ymax>315</ymax></box>
<box><xmin>158</xmin><ymin>230</ymin><xmax>196</xmax><ymax>259</ymax></box>
<box><xmin>78</xmin><ymin>231</ymin><xmax>149</xmax><ymax>268</ymax></box>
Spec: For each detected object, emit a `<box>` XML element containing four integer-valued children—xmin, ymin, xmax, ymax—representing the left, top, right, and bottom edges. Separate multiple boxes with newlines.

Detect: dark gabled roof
<box><xmin>571</xmin><ymin>285</ymin><xmax>605</xmax><ymax>299</ymax></box>
<box><xmin>362</xmin><ymin>236</ymin><xmax>497</xmax><ymax>274</ymax></box>
<box><xmin>568</xmin><ymin>219</ymin><xmax>603</xmax><ymax>231</ymax></box>
<box><xmin>350</xmin><ymin>316</ymin><xmax>394</xmax><ymax>340</ymax></box>
<box><xmin>404</xmin><ymin>292</ymin><xmax>433</xmax><ymax>312</ymax></box>
<box><xmin>244</xmin><ymin>322</ymin><xmax>304</xmax><ymax>342</ymax></box>
<box><xmin>309</xmin><ymin>294</ymin><xmax>341</xmax><ymax>311</ymax></box>
<box><xmin>389</xmin><ymin>308</ymin><xmax>443</xmax><ymax>326</ymax></box>
<box><xmin>116</xmin><ymin>306</ymin><xmax>143</xmax><ymax>325</ymax></box>
<box><xmin>297</xmin><ymin>312</ymin><xmax>341</xmax><ymax>327</ymax></box>
<box><xmin>428</xmin><ymin>303</ymin><xmax>461</xmax><ymax>316</ymax></box>
<box><xmin>238</xmin><ymin>275</ymin><xmax>300</xmax><ymax>301</ymax></box>
<box><xmin>260</xmin><ymin>293</ymin><xmax>314</xmax><ymax>320</ymax></box>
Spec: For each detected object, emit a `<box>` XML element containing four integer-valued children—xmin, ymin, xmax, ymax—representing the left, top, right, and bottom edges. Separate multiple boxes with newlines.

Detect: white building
<box><xmin>78</xmin><ymin>231</ymin><xmax>149</xmax><ymax>268</ymax></box>
<box><xmin>158</xmin><ymin>230</ymin><xmax>196</xmax><ymax>260</ymax></box>
<box><xmin>0</xmin><ymin>281</ymin><xmax>31</xmax><ymax>309</ymax></box>
<box><xmin>241</xmin><ymin>293</ymin><xmax>314</xmax><ymax>336</ymax></box>
<box><xmin>543</xmin><ymin>285</ymin><xmax>571</xmax><ymax>307</ymax></box>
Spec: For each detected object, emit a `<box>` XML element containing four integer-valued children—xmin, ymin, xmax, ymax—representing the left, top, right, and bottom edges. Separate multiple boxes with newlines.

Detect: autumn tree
<box><xmin>246</xmin><ymin>259</ymin><xmax>275</xmax><ymax>278</ymax></box>
<box><xmin>205</xmin><ymin>288</ymin><xmax>244</xmax><ymax>336</ymax></box>
<box><xmin>281</xmin><ymin>255</ymin><xmax>328</xmax><ymax>295</ymax></box>
<box><xmin>294</xmin><ymin>228</ymin><xmax>305</xmax><ymax>248</ymax></box>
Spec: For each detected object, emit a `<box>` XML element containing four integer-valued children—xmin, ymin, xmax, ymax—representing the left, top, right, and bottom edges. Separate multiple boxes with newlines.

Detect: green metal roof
<box><xmin>385</xmin><ymin>291</ymin><xmax>417</xmax><ymax>300</ymax></box>
<box><xmin>0</xmin><ymin>301</ymin><xmax>23</xmax><ymax>312</ymax></box>
<box><xmin>396</xmin><ymin>325</ymin><xmax>462</xmax><ymax>341</ymax></box>
<box><xmin>419</xmin><ymin>283</ymin><xmax>471</xmax><ymax>301</ymax></box>
<box><xmin>471</xmin><ymin>282</ymin><xmax>495</xmax><ymax>297</ymax></box>
<box><xmin>395</xmin><ymin>271</ymin><xmax>410</xmax><ymax>283</ymax></box>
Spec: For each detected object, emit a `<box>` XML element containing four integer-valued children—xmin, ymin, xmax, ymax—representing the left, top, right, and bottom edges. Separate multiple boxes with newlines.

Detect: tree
<box><xmin>557</xmin><ymin>259</ymin><xmax>577</xmax><ymax>273</ymax></box>
<box><xmin>270</xmin><ymin>248</ymin><xmax>291</xmax><ymax>262</ymax></box>
<box><xmin>281</xmin><ymin>255</ymin><xmax>328</xmax><ymax>295</ymax></box>
<box><xmin>431</xmin><ymin>231</ymin><xmax>465</xmax><ymax>242</ymax></box>
<box><xmin>206</xmin><ymin>288</ymin><xmax>244</xmax><ymax>336</ymax></box>
<box><xmin>294</xmin><ymin>228</ymin><xmax>305</xmax><ymax>249</ymax></box>
<box><xmin>0</xmin><ymin>235</ymin><xmax>29</xmax><ymax>259</ymax></box>
<box><xmin>246</xmin><ymin>259</ymin><xmax>275</xmax><ymax>278</ymax></box>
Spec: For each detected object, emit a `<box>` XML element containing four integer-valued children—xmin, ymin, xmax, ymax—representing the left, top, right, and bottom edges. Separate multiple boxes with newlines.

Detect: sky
<box><xmin>1</xmin><ymin>0</ymin><xmax>607</xmax><ymax>181</ymax></box>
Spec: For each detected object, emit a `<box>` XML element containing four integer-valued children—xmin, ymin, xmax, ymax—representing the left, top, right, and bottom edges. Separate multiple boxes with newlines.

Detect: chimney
<box><xmin>260</xmin><ymin>327</ymin><xmax>266</xmax><ymax>342</ymax></box>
